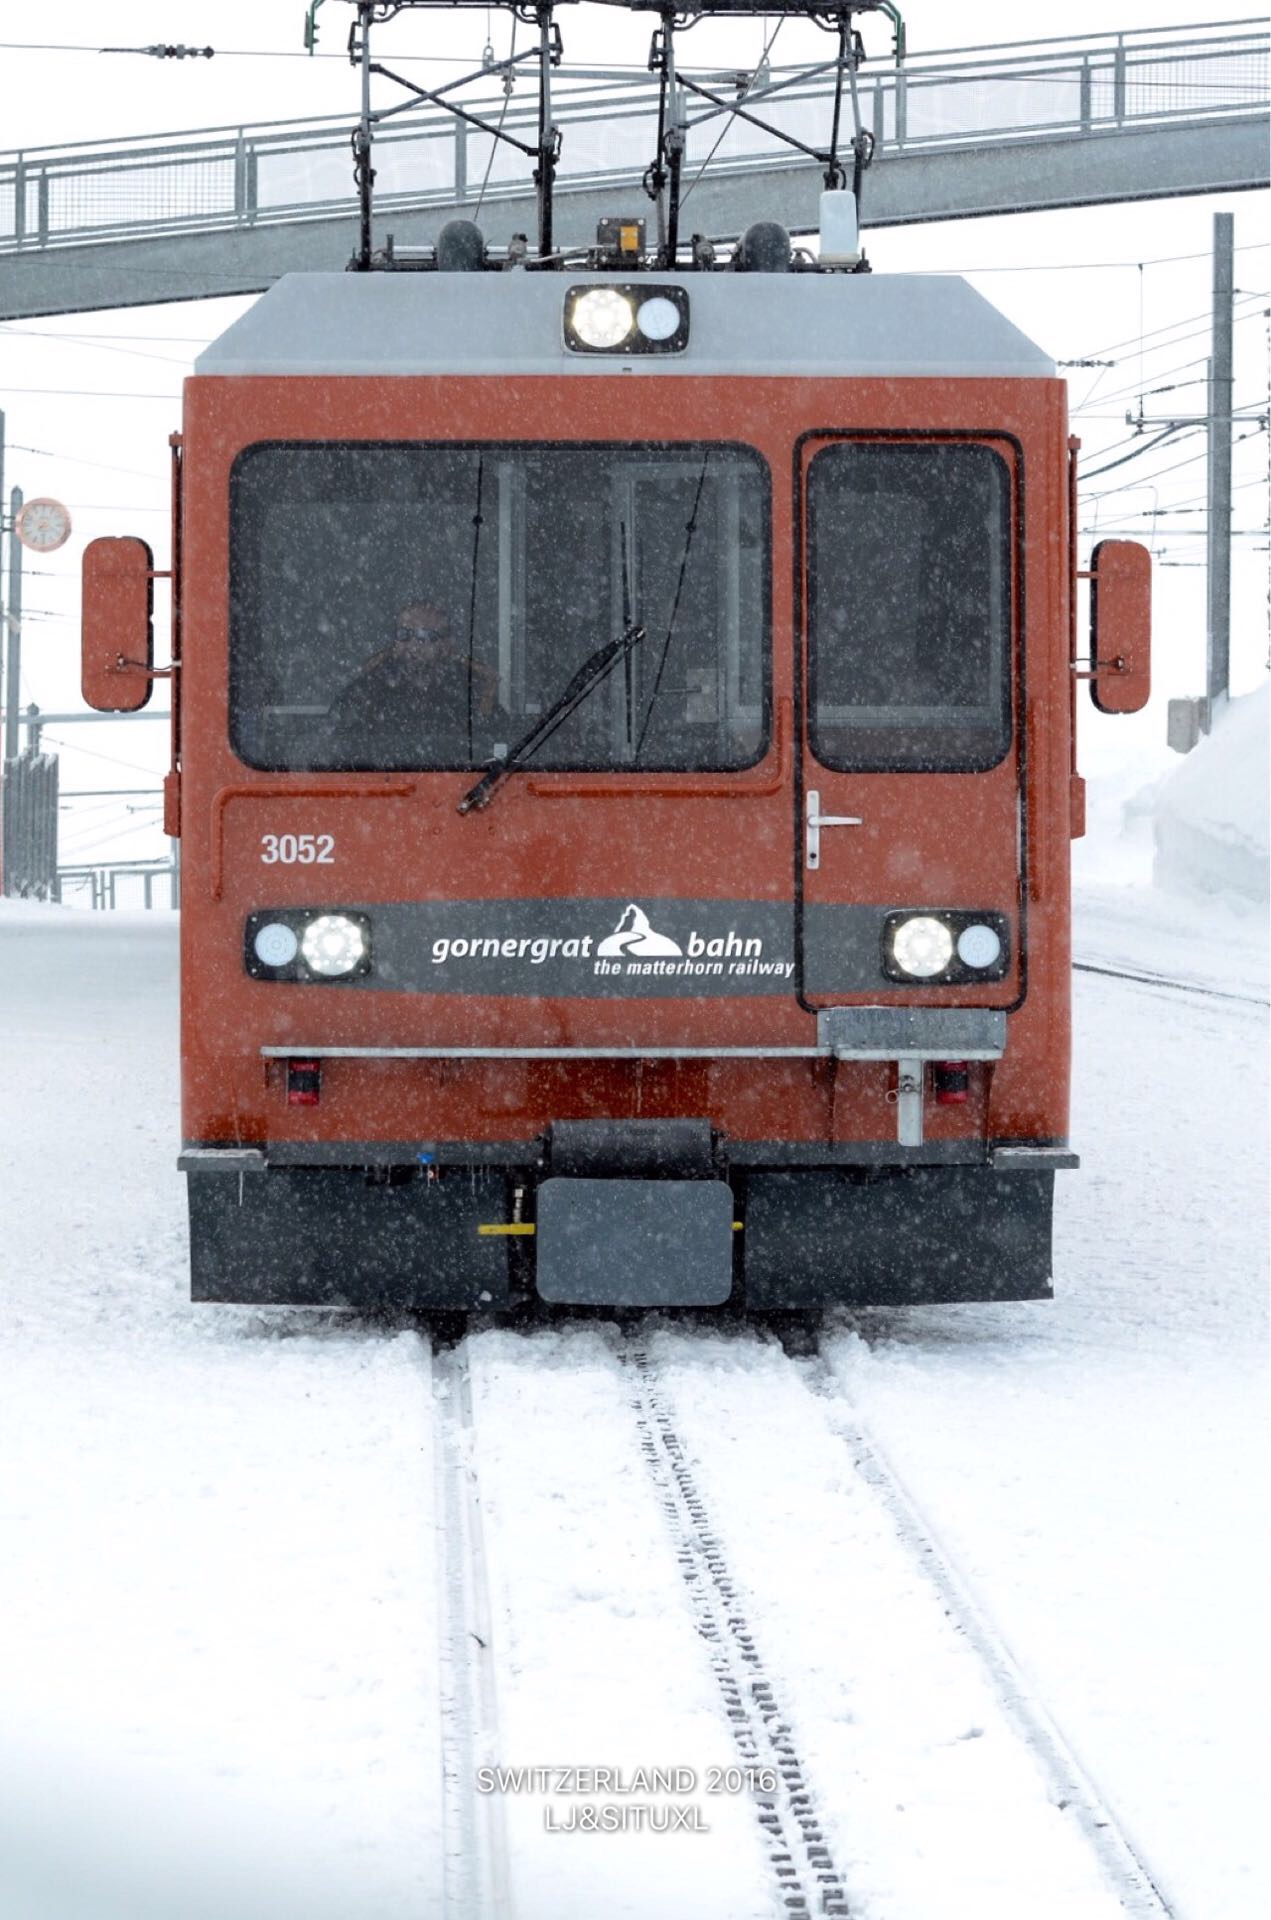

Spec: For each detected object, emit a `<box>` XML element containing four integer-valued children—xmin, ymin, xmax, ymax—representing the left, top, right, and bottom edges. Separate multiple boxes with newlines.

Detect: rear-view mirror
<box><xmin>81</xmin><ymin>536</ymin><xmax>155</xmax><ymax>712</ymax></box>
<box><xmin>1089</xmin><ymin>539</ymin><xmax>1151</xmax><ymax>715</ymax></box>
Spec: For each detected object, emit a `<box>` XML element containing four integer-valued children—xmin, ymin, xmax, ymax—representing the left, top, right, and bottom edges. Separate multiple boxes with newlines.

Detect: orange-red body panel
<box><xmin>173</xmin><ymin>374</ymin><xmax>1073</xmax><ymax>1153</ymax></box>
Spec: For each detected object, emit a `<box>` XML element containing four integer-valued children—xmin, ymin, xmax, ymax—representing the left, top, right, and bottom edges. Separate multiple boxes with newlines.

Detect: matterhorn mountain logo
<box><xmin>597</xmin><ymin>904</ymin><xmax>683</xmax><ymax>958</ymax></box>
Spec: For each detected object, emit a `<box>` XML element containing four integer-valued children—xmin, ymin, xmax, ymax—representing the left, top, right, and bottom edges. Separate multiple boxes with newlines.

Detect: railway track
<box><xmin>431</xmin><ymin>1339</ymin><xmax>511</xmax><ymax>1920</ymax></box>
<box><xmin>795</xmin><ymin>1340</ymin><xmax>1177</xmax><ymax>1920</ymax></box>
<box><xmin>622</xmin><ymin>1339</ymin><xmax>853</xmax><ymax>1918</ymax></box>
<box><xmin>426</xmin><ymin>1321</ymin><xmax>1179</xmax><ymax>1917</ymax></box>
<box><xmin>1074</xmin><ymin>957</ymin><xmax>1268</xmax><ymax>1008</ymax></box>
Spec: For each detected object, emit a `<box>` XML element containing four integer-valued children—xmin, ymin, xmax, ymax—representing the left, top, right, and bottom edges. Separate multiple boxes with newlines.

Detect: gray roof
<box><xmin>195</xmin><ymin>270</ymin><xmax>1055</xmax><ymax>380</ymax></box>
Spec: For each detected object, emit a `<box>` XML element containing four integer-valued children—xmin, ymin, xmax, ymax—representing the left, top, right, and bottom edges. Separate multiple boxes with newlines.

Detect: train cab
<box><xmin>81</xmin><ymin>255</ymin><xmax>1150</xmax><ymax>1312</ymax></box>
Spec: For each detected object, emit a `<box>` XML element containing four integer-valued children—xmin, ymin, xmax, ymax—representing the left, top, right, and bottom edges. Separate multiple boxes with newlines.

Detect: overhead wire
<box><xmin>1069</xmin><ymin>298</ymin><xmax>1268</xmax><ymax>412</ymax></box>
<box><xmin>0</xmin><ymin>326</ymin><xmax>194</xmax><ymax>367</ymax></box>
<box><xmin>0</xmin><ymin>387</ymin><xmax>180</xmax><ymax>399</ymax></box>
<box><xmin>39</xmin><ymin>734</ymin><xmax>170</xmax><ymax>776</ymax></box>
<box><xmin>1070</xmin><ymin>280</ymin><xmax>1269</xmax><ymax>363</ymax></box>
<box><xmin>4</xmin><ymin>441</ymin><xmax>165</xmax><ymax>481</ymax></box>
<box><xmin>1084</xmin><ymin>423</ymin><xmax>1268</xmax><ymax>501</ymax></box>
<box><xmin>1075</xmin><ymin>424</ymin><xmax>1194</xmax><ymax>479</ymax></box>
<box><xmin>59</xmin><ymin>818</ymin><xmax>167</xmax><ymax>859</ymax></box>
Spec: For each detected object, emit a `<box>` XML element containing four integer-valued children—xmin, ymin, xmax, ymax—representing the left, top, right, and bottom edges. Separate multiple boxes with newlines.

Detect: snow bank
<box><xmin>1153</xmin><ymin>681</ymin><xmax>1270</xmax><ymax>902</ymax></box>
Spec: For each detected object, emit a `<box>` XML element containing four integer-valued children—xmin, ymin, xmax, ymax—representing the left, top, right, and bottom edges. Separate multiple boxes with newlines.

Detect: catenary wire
<box><xmin>1084</xmin><ymin>423</ymin><xmax>1268</xmax><ymax>500</ymax></box>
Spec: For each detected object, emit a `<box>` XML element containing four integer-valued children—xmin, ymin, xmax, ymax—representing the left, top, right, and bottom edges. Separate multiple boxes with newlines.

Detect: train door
<box><xmin>796</xmin><ymin>433</ymin><xmax>1024</xmax><ymax>1007</ymax></box>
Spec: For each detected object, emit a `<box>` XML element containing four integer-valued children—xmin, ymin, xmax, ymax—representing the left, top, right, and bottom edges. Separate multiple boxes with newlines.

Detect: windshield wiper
<box><xmin>458</xmin><ymin>619</ymin><xmax>647</xmax><ymax>814</ymax></box>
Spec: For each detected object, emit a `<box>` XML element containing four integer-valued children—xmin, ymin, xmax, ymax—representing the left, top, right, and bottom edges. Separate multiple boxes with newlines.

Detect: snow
<box><xmin>645</xmin><ymin>1331</ymin><xmax>1128</xmax><ymax>1919</ymax></box>
<box><xmin>823</xmin><ymin>888</ymin><xmax>1269</xmax><ymax>1920</ymax></box>
<box><xmin>1152</xmin><ymin>681</ymin><xmax>1270</xmax><ymax>904</ymax></box>
<box><xmin>459</xmin><ymin>1330</ymin><xmax>773</xmax><ymax>1920</ymax></box>
<box><xmin>2</xmin><ymin>825</ymin><xmax>1266</xmax><ymax>1916</ymax></box>
<box><xmin>0</xmin><ymin>905</ymin><xmax>440</xmax><ymax>1918</ymax></box>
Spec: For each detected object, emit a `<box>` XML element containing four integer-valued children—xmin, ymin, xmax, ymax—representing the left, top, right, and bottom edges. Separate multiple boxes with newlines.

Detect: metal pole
<box><xmin>536</xmin><ymin>5</ymin><xmax>556</xmax><ymax>258</ymax></box>
<box><xmin>355</xmin><ymin>2</ymin><xmax>374</xmax><ymax>269</ymax></box>
<box><xmin>0</xmin><ymin>414</ymin><xmax>7</xmax><ymax>766</ymax></box>
<box><xmin>0</xmin><ymin>408</ymin><xmax>6</xmax><ymax>895</ymax></box>
<box><xmin>5</xmin><ymin>486</ymin><xmax>21</xmax><ymax>762</ymax></box>
<box><xmin>1206</xmin><ymin>211</ymin><xmax>1234</xmax><ymax>715</ymax></box>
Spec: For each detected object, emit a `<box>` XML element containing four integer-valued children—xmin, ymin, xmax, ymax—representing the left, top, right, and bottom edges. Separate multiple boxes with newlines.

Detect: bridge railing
<box><xmin>0</xmin><ymin>19</ymin><xmax>1265</xmax><ymax>252</ymax></box>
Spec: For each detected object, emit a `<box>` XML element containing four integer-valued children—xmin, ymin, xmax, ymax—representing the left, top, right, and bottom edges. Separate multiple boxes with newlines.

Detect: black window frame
<box><xmin>802</xmin><ymin>433</ymin><xmax>1018</xmax><ymax>776</ymax></box>
<box><xmin>227</xmin><ymin>437</ymin><xmax>773</xmax><ymax>777</ymax></box>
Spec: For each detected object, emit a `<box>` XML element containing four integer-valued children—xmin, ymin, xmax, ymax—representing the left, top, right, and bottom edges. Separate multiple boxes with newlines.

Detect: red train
<box><xmin>80</xmin><ymin>6</ymin><xmax>1150</xmax><ymax>1314</ymax></box>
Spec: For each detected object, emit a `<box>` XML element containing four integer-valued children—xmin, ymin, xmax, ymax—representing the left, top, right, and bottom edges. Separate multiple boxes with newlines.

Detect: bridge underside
<box><xmin>0</xmin><ymin>116</ymin><xmax>1265</xmax><ymax>321</ymax></box>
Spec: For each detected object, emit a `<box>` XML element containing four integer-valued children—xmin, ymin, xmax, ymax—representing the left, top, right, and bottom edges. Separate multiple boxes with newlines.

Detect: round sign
<box><xmin>15</xmin><ymin>497</ymin><xmax>72</xmax><ymax>553</ymax></box>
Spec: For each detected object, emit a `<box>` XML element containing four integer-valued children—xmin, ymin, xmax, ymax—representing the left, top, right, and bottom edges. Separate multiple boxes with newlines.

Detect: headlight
<box><xmin>301</xmin><ymin>914</ymin><xmax>367</xmax><ymax>977</ymax></box>
<box><xmin>563</xmin><ymin>283</ymin><xmax>690</xmax><ymax>355</ymax></box>
<box><xmin>244</xmin><ymin>909</ymin><xmax>372</xmax><ymax>982</ymax></box>
<box><xmin>881</xmin><ymin>910</ymin><xmax>1011</xmax><ymax>984</ymax></box>
<box><xmin>889</xmin><ymin>915</ymin><xmax>954</xmax><ymax>979</ymax></box>
<box><xmin>570</xmin><ymin>287</ymin><xmax>634</xmax><ymax>349</ymax></box>
<box><xmin>635</xmin><ymin>295</ymin><xmax>681</xmax><ymax>341</ymax></box>
<box><xmin>253</xmin><ymin>921</ymin><xmax>299</xmax><ymax>967</ymax></box>
<box><xmin>957</xmin><ymin>923</ymin><xmax>1003</xmax><ymax>970</ymax></box>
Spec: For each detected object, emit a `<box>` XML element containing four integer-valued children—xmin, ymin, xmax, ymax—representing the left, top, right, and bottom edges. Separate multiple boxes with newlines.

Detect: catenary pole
<box><xmin>5</xmin><ymin>486</ymin><xmax>21</xmax><ymax>762</ymax></box>
<box><xmin>0</xmin><ymin>410</ymin><xmax>6</xmax><ymax>755</ymax></box>
<box><xmin>1206</xmin><ymin>210</ymin><xmax>1234</xmax><ymax>714</ymax></box>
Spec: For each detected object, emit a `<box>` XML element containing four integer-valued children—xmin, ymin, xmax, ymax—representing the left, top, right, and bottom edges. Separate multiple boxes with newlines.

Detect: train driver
<box><xmin>325</xmin><ymin>600</ymin><xmax>507</xmax><ymax>766</ymax></box>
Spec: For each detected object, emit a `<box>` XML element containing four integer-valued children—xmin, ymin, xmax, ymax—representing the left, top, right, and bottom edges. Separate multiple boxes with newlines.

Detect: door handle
<box><xmin>806</xmin><ymin>789</ymin><xmax>862</xmax><ymax>869</ymax></box>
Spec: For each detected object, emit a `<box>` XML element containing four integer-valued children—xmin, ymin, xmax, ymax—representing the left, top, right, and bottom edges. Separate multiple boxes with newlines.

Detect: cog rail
<box><xmin>622</xmin><ymin>1337</ymin><xmax>855</xmax><ymax>1916</ymax></box>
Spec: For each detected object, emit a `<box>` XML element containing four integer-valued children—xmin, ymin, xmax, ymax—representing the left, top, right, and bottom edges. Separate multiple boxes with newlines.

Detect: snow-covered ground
<box><xmin>1153</xmin><ymin>684</ymin><xmax>1269</xmax><ymax>905</ymax></box>
<box><xmin>2</xmin><ymin>709</ymin><xmax>1266</xmax><ymax>1917</ymax></box>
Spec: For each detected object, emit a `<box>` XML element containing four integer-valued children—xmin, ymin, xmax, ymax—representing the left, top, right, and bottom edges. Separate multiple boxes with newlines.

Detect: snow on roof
<box><xmin>194</xmin><ymin>271</ymin><xmax>1056</xmax><ymax>380</ymax></box>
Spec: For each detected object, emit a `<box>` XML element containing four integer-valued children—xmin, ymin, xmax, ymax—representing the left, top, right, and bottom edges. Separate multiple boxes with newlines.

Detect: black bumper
<box><xmin>184</xmin><ymin>1156</ymin><xmax>1056</xmax><ymax>1309</ymax></box>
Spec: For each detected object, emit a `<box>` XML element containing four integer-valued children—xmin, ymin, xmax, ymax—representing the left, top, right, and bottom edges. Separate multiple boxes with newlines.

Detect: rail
<box><xmin>0</xmin><ymin>19</ymin><xmax>1264</xmax><ymax>253</ymax></box>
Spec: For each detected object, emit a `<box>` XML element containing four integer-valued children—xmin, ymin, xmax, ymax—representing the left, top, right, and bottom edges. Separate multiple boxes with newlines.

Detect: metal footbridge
<box><xmin>0</xmin><ymin>16</ymin><xmax>1265</xmax><ymax>317</ymax></box>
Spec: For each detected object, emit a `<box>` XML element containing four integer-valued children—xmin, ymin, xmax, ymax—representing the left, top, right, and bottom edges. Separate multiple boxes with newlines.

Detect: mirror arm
<box><xmin>1075</xmin><ymin>566</ymin><xmax>1129</xmax><ymax>677</ymax></box>
<box><xmin>114</xmin><ymin>657</ymin><xmax>179</xmax><ymax>679</ymax></box>
<box><xmin>1071</xmin><ymin>664</ymin><xmax>1124</xmax><ymax>681</ymax></box>
<box><xmin>116</xmin><ymin>567</ymin><xmax>174</xmax><ymax>676</ymax></box>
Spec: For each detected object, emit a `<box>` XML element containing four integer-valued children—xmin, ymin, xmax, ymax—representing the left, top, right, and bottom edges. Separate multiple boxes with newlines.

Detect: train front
<box><xmin>155</xmin><ymin>261</ymin><xmax>1083</xmax><ymax>1312</ymax></box>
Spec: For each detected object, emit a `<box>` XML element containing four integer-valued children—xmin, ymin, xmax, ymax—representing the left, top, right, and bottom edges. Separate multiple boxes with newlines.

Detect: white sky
<box><xmin>0</xmin><ymin>1</ymin><xmax>1266</xmax><ymax>883</ymax></box>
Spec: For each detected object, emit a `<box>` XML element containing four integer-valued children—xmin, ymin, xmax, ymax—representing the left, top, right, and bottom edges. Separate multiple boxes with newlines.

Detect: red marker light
<box><xmin>934</xmin><ymin>1060</ymin><xmax>969</xmax><ymax>1106</ymax></box>
<box><xmin>287</xmin><ymin>1059</ymin><xmax>321</xmax><ymax>1106</ymax></box>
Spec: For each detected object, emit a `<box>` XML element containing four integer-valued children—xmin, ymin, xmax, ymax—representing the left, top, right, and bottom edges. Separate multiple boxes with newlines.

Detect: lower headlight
<box><xmin>253</xmin><ymin>921</ymin><xmax>299</xmax><ymax>968</ymax></box>
<box><xmin>301</xmin><ymin>913</ymin><xmax>367</xmax><ymax>977</ymax></box>
<box><xmin>957</xmin><ymin>923</ymin><xmax>1003</xmax><ymax>970</ymax></box>
<box><xmin>889</xmin><ymin>915</ymin><xmax>955</xmax><ymax>979</ymax></box>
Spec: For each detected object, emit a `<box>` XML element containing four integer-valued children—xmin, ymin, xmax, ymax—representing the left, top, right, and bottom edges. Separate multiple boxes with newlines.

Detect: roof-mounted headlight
<box><xmin>564</xmin><ymin>284</ymin><xmax>690</xmax><ymax>356</ymax></box>
<box><xmin>569</xmin><ymin>287</ymin><xmax>635</xmax><ymax>349</ymax></box>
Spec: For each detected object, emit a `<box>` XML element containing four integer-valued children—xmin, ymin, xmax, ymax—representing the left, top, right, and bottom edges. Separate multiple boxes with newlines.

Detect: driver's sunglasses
<box><xmin>397</xmin><ymin>623</ymin><xmax>450</xmax><ymax>643</ymax></box>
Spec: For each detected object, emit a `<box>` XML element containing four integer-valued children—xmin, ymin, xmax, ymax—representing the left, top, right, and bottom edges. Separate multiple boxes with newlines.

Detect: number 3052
<box><xmin>260</xmin><ymin>833</ymin><xmax>335</xmax><ymax>864</ymax></box>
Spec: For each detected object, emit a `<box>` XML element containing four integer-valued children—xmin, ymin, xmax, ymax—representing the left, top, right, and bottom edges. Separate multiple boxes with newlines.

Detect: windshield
<box><xmin>807</xmin><ymin>440</ymin><xmax>1012</xmax><ymax>773</ymax></box>
<box><xmin>229</xmin><ymin>442</ymin><xmax>769</xmax><ymax>773</ymax></box>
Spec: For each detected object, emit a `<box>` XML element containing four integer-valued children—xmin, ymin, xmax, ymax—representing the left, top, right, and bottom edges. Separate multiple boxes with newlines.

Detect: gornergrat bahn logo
<box><xmin>428</xmin><ymin>901</ymin><xmax>793</xmax><ymax>982</ymax></box>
